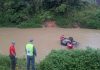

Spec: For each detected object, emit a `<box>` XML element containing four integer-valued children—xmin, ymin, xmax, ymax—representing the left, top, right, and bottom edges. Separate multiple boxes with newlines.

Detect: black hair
<box><xmin>68</xmin><ymin>37</ymin><xmax>73</xmax><ymax>42</ymax></box>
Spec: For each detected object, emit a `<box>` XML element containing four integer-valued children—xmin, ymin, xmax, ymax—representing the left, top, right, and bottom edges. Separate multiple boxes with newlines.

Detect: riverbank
<box><xmin>1</xmin><ymin>48</ymin><xmax>100</xmax><ymax>70</ymax></box>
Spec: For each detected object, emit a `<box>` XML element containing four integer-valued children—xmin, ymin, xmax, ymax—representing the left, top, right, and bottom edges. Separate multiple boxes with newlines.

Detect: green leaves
<box><xmin>0</xmin><ymin>55</ymin><xmax>10</xmax><ymax>70</ymax></box>
<box><xmin>38</xmin><ymin>48</ymin><xmax>100</xmax><ymax>70</ymax></box>
<box><xmin>55</xmin><ymin>4</ymin><xmax>67</xmax><ymax>13</ymax></box>
<box><xmin>0</xmin><ymin>0</ymin><xmax>99</xmax><ymax>29</ymax></box>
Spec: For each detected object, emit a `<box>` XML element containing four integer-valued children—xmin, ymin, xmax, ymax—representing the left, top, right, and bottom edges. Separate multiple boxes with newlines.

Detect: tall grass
<box><xmin>0</xmin><ymin>55</ymin><xmax>10</xmax><ymax>70</ymax></box>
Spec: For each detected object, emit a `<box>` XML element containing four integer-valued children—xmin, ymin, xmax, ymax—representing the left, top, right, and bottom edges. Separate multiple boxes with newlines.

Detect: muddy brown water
<box><xmin>0</xmin><ymin>28</ymin><xmax>100</xmax><ymax>63</ymax></box>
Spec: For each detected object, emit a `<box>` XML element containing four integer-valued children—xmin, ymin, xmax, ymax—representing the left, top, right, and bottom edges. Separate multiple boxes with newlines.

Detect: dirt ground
<box><xmin>0</xmin><ymin>28</ymin><xmax>100</xmax><ymax>63</ymax></box>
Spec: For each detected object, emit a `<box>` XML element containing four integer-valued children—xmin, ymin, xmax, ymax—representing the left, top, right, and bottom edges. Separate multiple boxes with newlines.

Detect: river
<box><xmin>0</xmin><ymin>28</ymin><xmax>100</xmax><ymax>63</ymax></box>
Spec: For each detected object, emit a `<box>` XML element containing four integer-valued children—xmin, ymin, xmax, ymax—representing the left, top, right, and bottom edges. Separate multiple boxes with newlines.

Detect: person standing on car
<box><xmin>26</xmin><ymin>39</ymin><xmax>37</xmax><ymax>70</ymax></box>
<box><xmin>9</xmin><ymin>41</ymin><xmax>16</xmax><ymax>70</ymax></box>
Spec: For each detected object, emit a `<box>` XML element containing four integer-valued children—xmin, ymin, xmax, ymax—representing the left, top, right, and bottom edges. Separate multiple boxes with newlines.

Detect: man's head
<box><xmin>12</xmin><ymin>40</ymin><xmax>15</xmax><ymax>45</ymax></box>
<box><xmin>68</xmin><ymin>37</ymin><xmax>73</xmax><ymax>42</ymax></box>
<box><xmin>29</xmin><ymin>39</ymin><xmax>33</xmax><ymax>42</ymax></box>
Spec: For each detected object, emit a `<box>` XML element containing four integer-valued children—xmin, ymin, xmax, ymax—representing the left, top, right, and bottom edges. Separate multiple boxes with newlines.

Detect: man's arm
<box><xmin>33</xmin><ymin>47</ymin><xmax>37</xmax><ymax>56</ymax></box>
<box><xmin>13</xmin><ymin>47</ymin><xmax>16</xmax><ymax>56</ymax></box>
<box><xmin>25</xmin><ymin>47</ymin><xmax>26</xmax><ymax>54</ymax></box>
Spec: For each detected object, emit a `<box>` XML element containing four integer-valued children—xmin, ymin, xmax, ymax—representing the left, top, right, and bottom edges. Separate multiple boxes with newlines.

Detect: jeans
<box><xmin>27</xmin><ymin>55</ymin><xmax>35</xmax><ymax>70</ymax></box>
<box><xmin>10</xmin><ymin>55</ymin><xmax>16</xmax><ymax>70</ymax></box>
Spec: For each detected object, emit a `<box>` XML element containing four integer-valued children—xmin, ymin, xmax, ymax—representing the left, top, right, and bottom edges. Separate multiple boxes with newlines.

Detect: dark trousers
<box><xmin>10</xmin><ymin>55</ymin><xmax>16</xmax><ymax>70</ymax></box>
<box><xmin>27</xmin><ymin>55</ymin><xmax>35</xmax><ymax>70</ymax></box>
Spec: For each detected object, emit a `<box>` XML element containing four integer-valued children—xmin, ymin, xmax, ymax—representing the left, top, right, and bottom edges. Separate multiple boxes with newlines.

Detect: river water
<box><xmin>0</xmin><ymin>28</ymin><xmax>100</xmax><ymax>62</ymax></box>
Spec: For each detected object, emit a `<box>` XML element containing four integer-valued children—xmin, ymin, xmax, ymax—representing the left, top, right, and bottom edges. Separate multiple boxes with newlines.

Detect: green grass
<box><xmin>1</xmin><ymin>48</ymin><xmax>100</xmax><ymax>70</ymax></box>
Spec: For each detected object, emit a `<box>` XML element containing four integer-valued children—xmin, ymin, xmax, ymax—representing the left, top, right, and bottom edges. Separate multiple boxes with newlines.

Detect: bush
<box><xmin>18</xmin><ymin>11</ymin><xmax>55</xmax><ymax>28</ymax></box>
<box><xmin>38</xmin><ymin>48</ymin><xmax>100</xmax><ymax>70</ymax></box>
<box><xmin>0</xmin><ymin>55</ymin><xmax>10</xmax><ymax>70</ymax></box>
<box><xmin>55</xmin><ymin>16</ymin><xmax>73</xmax><ymax>28</ymax></box>
<box><xmin>16</xmin><ymin>58</ymin><xmax>26</xmax><ymax>70</ymax></box>
<box><xmin>73</xmin><ymin>8</ymin><xmax>100</xmax><ymax>29</ymax></box>
<box><xmin>0</xmin><ymin>55</ymin><xmax>27</xmax><ymax>70</ymax></box>
<box><xmin>0</xmin><ymin>0</ymin><xmax>99</xmax><ymax>29</ymax></box>
<box><xmin>0</xmin><ymin>0</ymin><xmax>88</xmax><ymax>28</ymax></box>
<box><xmin>18</xmin><ymin>17</ymin><xmax>42</xmax><ymax>28</ymax></box>
<box><xmin>37</xmin><ymin>11</ymin><xmax>54</xmax><ymax>22</ymax></box>
<box><xmin>55</xmin><ymin>4</ymin><xmax>67</xmax><ymax>13</ymax></box>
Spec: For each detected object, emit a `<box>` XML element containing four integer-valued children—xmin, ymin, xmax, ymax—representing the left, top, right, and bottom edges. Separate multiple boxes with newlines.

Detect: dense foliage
<box><xmin>0</xmin><ymin>0</ymin><xmax>87</xmax><ymax>27</ymax></box>
<box><xmin>0</xmin><ymin>55</ymin><xmax>10</xmax><ymax>70</ymax></box>
<box><xmin>74</xmin><ymin>8</ymin><xmax>100</xmax><ymax>29</ymax></box>
<box><xmin>0</xmin><ymin>55</ymin><xmax>27</xmax><ymax>70</ymax></box>
<box><xmin>0</xmin><ymin>0</ymin><xmax>100</xmax><ymax>29</ymax></box>
<box><xmin>38</xmin><ymin>48</ymin><xmax>100</xmax><ymax>70</ymax></box>
<box><xmin>1</xmin><ymin>48</ymin><xmax>100</xmax><ymax>70</ymax></box>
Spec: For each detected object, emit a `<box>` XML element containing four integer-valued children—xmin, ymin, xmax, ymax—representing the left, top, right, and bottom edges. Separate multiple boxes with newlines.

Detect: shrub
<box><xmin>16</xmin><ymin>58</ymin><xmax>26</xmax><ymax>70</ymax></box>
<box><xmin>18</xmin><ymin>18</ymin><xmax>42</xmax><ymax>28</ymax></box>
<box><xmin>73</xmin><ymin>8</ymin><xmax>100</xmax><ymax>29</ymax></box>
<box><xmin>55</xmin><ymin>4</ymin><xmax>67</xmax><ymax>13</ymax></box>
<box><xmin>55</xmin><ymin>16</ymin><xmax>73</xmax><ymax>28</ymax></box>
<box><xmin>38</xmin><ymin>48</ymin><xmax>100</xmax><ymax>70</ymax></box>
<box><xmin>0</xmin><ymin>55</ymin><xmax>10</xmax><ymax>70</ymax></box>
<box><xmin>37</xmin><ymin>11</ymin><xmax>54</xmax><ymax>22</ymax></box>
<box><xmin>18</xmin><ymin>11</ymin><xmax>56</xmax><ymax>28</ymax></box>
<box><xmin>0</xmin><ymin>55</ymin><xmax>27</xmax><ymax>70</ymax></box>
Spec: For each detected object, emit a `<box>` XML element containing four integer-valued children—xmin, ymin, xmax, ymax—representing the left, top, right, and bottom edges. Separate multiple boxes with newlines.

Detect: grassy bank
<box><xmin>1</xmin><ymin>48</ymin><xmax>100</xmax><ymax>70</ymax></box>
<box><xmin>0</xmin><ymin>55</ymin><xmax>10</xmax><ymax>70</ymax></box>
